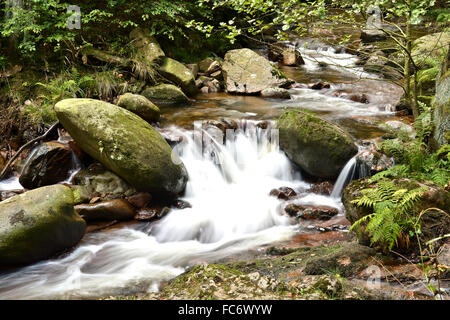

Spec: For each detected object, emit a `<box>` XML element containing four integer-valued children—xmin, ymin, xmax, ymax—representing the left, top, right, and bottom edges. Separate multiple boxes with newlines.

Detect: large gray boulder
<box><xmin>277</xmin><ymin>110</ymin><xmax>358</xmax><ymax>179</ymax></box>
<box><xmin>0</xmin><ymin>185</ymin><xmax>86</xmax><ymax>268</ymax></box>
<box><xmin>222</xmin><ymin>48</ymin><xmax>288</xmax><ymax>94</ymax></box>
<box><xmin>55</xmin><ymin>98</ymin><xmax>188</xmax><ymax>195</ymax></box>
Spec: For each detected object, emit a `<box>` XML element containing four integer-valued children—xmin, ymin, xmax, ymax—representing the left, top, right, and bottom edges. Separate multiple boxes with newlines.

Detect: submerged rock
<box><xmin>158</xmin><ymin>57</ymin><xmax>198</xmax><ymax>96</ymax></box>
<box><xmin>222</xmin><ymin>48</ymin><xmax>288</xmax><ymax>94</ymax></box>
<box><xmin>285</xmin><ymin>204</ymin><xmax>338</xmax><ymax>220</ymax></box>
<box><xmin>277</xmin><ymin>110</ymin><xmax>358</xmax><ymax>179</ymax></box>
<box><xmin>261</xmin><ymin>87</ymin><xmax>291</xmax><ymax>99</ymax></box>
<box><xmin>310</xmin><ymin>181</ymin><xmax>334</xmax><ymax>196</ymax></box>
<box><xmin>117</xmin><ymin>93</ymin><xmax>160</xmax><ymax>123</ymax></box>
<box><xmin>269</xmin><ymin>187</ymin><xmax>297</xmax><ymax>200</ymax></box>
<box><xmin>0</xmin><ymin>185</ymin><xmax>86</xmax><ymax>268</ymax></box>
<box><xmin>55</xmin><ymin>98</ymin><xmax>188</xmax><ymax>196</ymax></box>
<box><xmin>75</xmin><ymin>199</ymin><xmax>136</xmax><ymax>221</ymax></box>
<box><xmin>134</xmin><ymin>205</ymin><xmax>171</xmax><ymax>221</ymax></box>
<box><xmin>126</xmin><ymin>192</ymin><xmax>152</xmax><ymax>209</ymax></box>
<box><xmin>19</xmin><ymin>141</ymin><xmax>73</xmax><ymax>189</ymax></box>
<box><xmin>141</xmin><ymin>84</ymin><xmax>189</xmax><ymax>105</ymax></box>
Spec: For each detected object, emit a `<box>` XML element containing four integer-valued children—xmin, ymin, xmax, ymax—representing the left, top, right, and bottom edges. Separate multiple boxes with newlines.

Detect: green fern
<box><xmin>350</xmin><ymin>180</ymin><xmax>428</xmax><ymax>252</ymax></box>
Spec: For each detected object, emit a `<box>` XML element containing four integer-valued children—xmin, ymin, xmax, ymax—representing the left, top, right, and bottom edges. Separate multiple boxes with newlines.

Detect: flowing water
<box><xmin>0</xmin><ymin>43</ymin><xmax>405</xmax><ymax>299</ymax></box>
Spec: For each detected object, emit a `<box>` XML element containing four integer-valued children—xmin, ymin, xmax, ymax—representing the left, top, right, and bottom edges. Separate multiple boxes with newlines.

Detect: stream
<box><xmin>0</xmin><ymin>42</ymin><xmax>405</xmax><ymax>299</ymax></box>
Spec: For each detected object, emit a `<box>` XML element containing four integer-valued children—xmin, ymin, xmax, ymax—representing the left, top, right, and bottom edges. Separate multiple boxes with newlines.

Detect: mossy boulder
<box><xmin>222</xmin><ymin>48</ymin><xmax>288</xmax><ymax>94</ymax></box>
<box><xmin>157</xmin><ymin>57</ymin><xmax>198</xmax><ymax>96</ymax></box>
<box><xmin>277</xmin><ymin>110</ymin><xmax>358</xmax><ymax>179</ymax></box>
<box><xmin>413</xmin><ymin>32</ymin><xmax>450</xmax><ymax>69</ymax></box>
<box><xmin>55</xmin><ymin>98</ymin><xmax>188</xmax><ymax>195</ymax></box>
<box><xmin>117</xmin><ymin>93</ymin><xmax>160</xmax><ymax>123</ymax></box>
<box><xmin>342</xmin><ymin>178</ymin><xmax>450</xmax><ymax>249</ymax></box>
<box><xmin>0</xmin><ymin>185</ymin><xmax>86</xmax><ymax>268</ymax></box>
<box><xmin>141</xmin><ymin>84</ymin><xmax>189</xmax><ymax>105</ymax></box>
<box><xmin>129</xmin><ymin>27</ymin><xmax>165</xmax><ymax>63</ymax></box>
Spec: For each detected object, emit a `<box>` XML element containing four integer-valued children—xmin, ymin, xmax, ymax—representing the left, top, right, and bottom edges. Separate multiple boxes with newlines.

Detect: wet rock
<box><xmin>55</xmin><ymin>98</ymin><xmax>188</xmax><ymax>195</ymax></box>
<box><xmin>285</xmin><ymin>204</ymin><xmax>338</xmax><ymax>220</ymax></box>
<box><xmin>256</xmin><ymin>121</ymin><xmax>269</xmax><ymax>130</ymax></box>
<box><xmin>268</xmin><ymin>43</ymin><xmax>305</xmax><ymax>66</ymax></box>
<box><xmin>172</xmin><ymin>199</ymin><xmax>192</xmax><ymax>209</ymax></box>
<box><xmin>310</xmin><ymin>181</ymin><xmax>334</xmax><ymax>196</ymax></box>
<box><xmin>222</xmin><ymin>48</ymin><xmax>289</xmax><ymax>94</ymax></box>
<box><xmin>158</xmin><ymin>57</ymin><xmax>198</xmax><ymax>96</ymax></box>
<box><xmin>360</xmin><ymin>29</ymin><xmax>387</xmax><ymax>43</ymax></box>
<box><xmin>75</xmin><ymin>199</ymin><xmax>136</xmax><ymax>221</ymax></box>
<box><xmin>134</xmin><ymin>206</ymin><xmax>171</xmax><ymax>221</ymax></box>
<box><xmin>355</xmin><ymin>150</ymin><xmax>394</xmax><ymax>177</ymax></box>
<box><xmin>141</xmin><ymin>84</ymin><xmax>189</xmax><ymax>105</ymax></box>
<box><xmin>126</xmin><ymin>192</ymin><xmax>152</xmax><ymax>209</ymax></box>
<box><xmin>277</xmin><ymin>110</ymin><xmax>358</xmax><ymax>179</ymax></box>
<box><xmin>310</xmin><ymin>82</ymin><xmax>330</xmax><ymax>90</ymax></box>
<box><xmin>0</xmin><ymin>185</ymin><xmax>86</xmax><ymax>268</ymax></box>
<box><xmin>261</xmin><ymin>87</ymin><xmax>291</xmax><ymax>99</ymax></box>
<box><xmin>68</xmin><ymin>140</ymin><xmax>87</xmax><ymax>161</ymax></box>
<box><xmin>86</xmin><ymin>220</ymin><xmax>119</xmax><ymax>233</ymax></box>
<box><xmin>343</xmin><ymin>178</ymin><xmax>450</xmax><ymax>251</ymax></box>
<box><xmin>73</xmin><ymin>163</ymin><xmax>136</xmax><ymax>199</ymax></box>
<box><xmin>117</xmin><ymin>93</ymin><xmax>160</xmax><ymax>123</ymax></box>
<box><xmin>19</xmin><ymin>141</ymin><xmax>73</xmax><ymax>189</ymax></box>
<box><xmin>290</xmin><ymin>82</ymin><xmax>308</xmax><ymax>89</ymax></box>
<box><xmin>269</xmin><ymin>187</ymin><xmax>297</xmax><ymax>200</ymax></box>
<box><xmin>349</xmin><ymin>93</ymin><xmax>370</xmax><ymax>104</ymax></box>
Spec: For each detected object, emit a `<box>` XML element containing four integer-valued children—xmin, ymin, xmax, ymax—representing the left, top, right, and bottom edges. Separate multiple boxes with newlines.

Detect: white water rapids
<box><xmin>0</xmin><ymin>121</ymin><xmax>347</xmax><ymax>300</ymax></box>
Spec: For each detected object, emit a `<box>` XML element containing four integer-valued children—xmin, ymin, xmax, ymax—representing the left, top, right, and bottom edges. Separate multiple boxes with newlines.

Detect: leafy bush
<box><xmin>377</xmin><ymin>106</ymin><xmax>450</xmax><ymax>187</ymax></box>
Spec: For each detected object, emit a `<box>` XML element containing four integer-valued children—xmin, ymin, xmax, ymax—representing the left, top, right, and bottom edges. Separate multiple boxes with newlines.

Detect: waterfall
<box><xmin>330</xmin><ymin>156</ymin><xmax>357</xmax><ymax>199</ymax></box>
<box><xmin>0</xmin><ymin>121</ymin><xmax>323</xmax><ymax>300</ymax></box>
